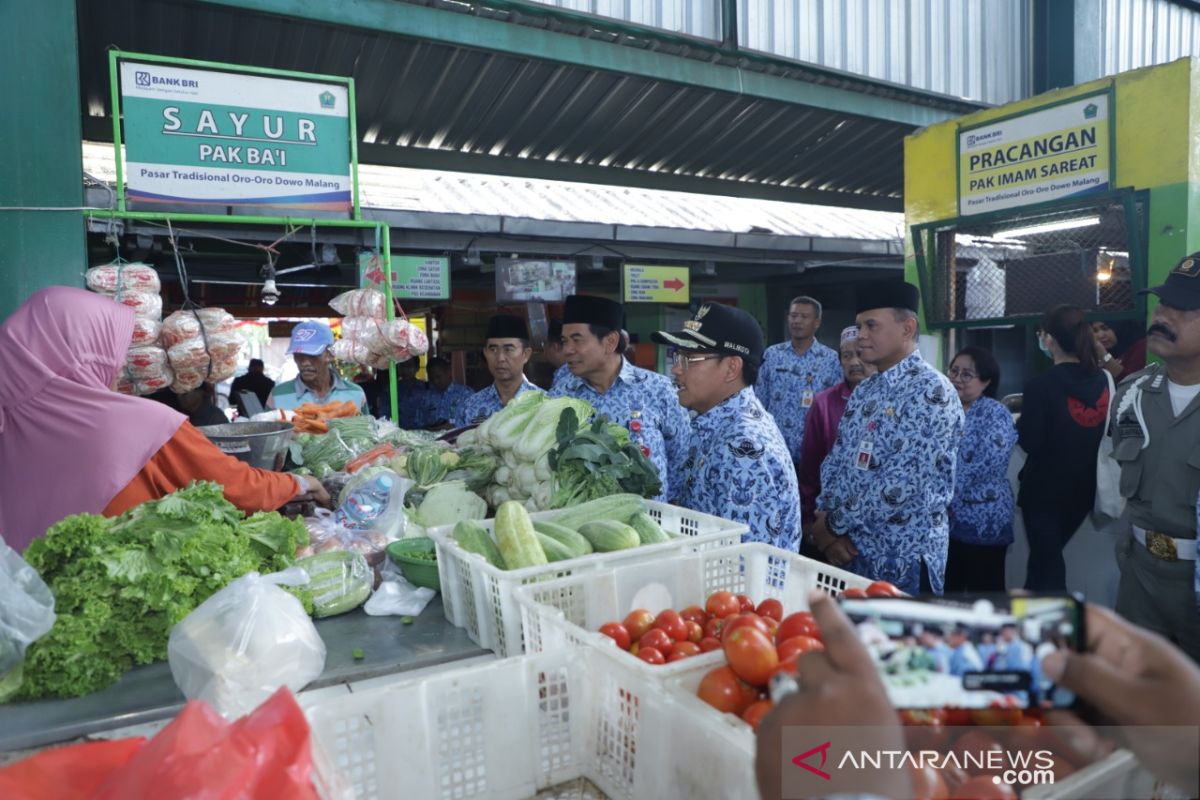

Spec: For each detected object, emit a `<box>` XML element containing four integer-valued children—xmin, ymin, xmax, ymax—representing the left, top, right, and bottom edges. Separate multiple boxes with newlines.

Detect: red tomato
<box><xmin>705</xmin><ymin>591</ymin><xmax>741</xmax><ymax>619</ymax></box>
<box><xmin>770</xmin><ymin>654</ymin><xmax>800</xmax><ymax>681</ymax></box>
<box><xmin>776</xmin><ymin>635</ymin><xmax>825</xmax><ymax>662</ymax></box>
<box><xmin>623</xmin><ymin>609</ymin><xmax>655</xmax><ymax>642</ymax></box>
<box><xmin>669</xmin><ymin>641</ymin><xmax>702</xmax><ymax>661</ymax></box>
<box><xmin>685</xmin><ymin>621</ymin><xmax>704</xmax><ymax>644</ymax></box>
<box><xmin>639</xmin><ymin>628</ymin><xmax>674</xmax><ymax>655</ymax></box>
<box><xmin>761</xmin><ymin>616</ymin><xmax>779</xmax><ymax>641</ymax></box>
<box><xmin>952</xmin><ymin>777</ymin><xmax>1016</xmax><ymax>800</ymax></box>
<box><xmin>776</xmin><ymin>612</ymin><xmax>821</xmax><ymax>643</ymax></box>
<box><xmin>598</xmin><ymin>622</ymin><xmax>631</xmax><ymax>651</ymax></box>
<box><xmin>636</xmin><ymin>646</ymin><xmax>665</xmax><ymax>665</ymax></box>
<box><xmin>741</xmin><ymin>699</ymin><xmax>773</xmax><ymax>731</ymax></box>
<box><xmin>866</xmin><ymin>580</ymin><xmax>903</xmax><ymax>597</ymax></box>
<box><xmin>721</xmin><ymin>613</ymin><xmax>771</xmax><ymax>644</ymax></box>
<box><xmin>841</xmin><ymin>587</ymin><xmax>868</xmax><ymax>599</ymax></box>
<box><xmin>704</xmin><ymin>617</ymin><xmax>727</xmax><ymax>640</ymax></box>
<box><xmin>910</xmin><ymin>764</ymin><xmax>949</xmax><ymax>800</ymax></box>
<box><xmin>724</xmin><ymin>627</ymin><xmax>779</xmax><ymax>686</ymax></box>
<box><xmin>755</xmin><ymin>598</ymin><xmax>784</xmax><ymax>622</ymax></box>
<box><xmin>698</xmin><ymin>636</ymin><xmax>723</xmax><ymax>653</ymax></box>
<box><xmin>737</xmin><ymin>594</ymin><xmax>755</xmax><ymax>612</ymax></box>
<box><xmin>653</xmin><ymin>609</ymin><xmax>689</xmax><ymax>642</ymax></box>
<box><xmin>680</xmin><ymin>605</ymin><xmax>708</xmax><ymax>626</ymax></box>
<box><xmin>629</xmin><ymin>641</ymin><xmax>639</xmax><ymax>657</ymax></box>
<box><xmin>697</xmin><ymin>666</ymin><xmax>754</xmax><ymax>715</ymax></box>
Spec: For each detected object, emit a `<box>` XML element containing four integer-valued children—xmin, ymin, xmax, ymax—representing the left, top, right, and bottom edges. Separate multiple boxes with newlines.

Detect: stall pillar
<box><xmin>0</xmin><ymin>0</ymin><xmax>86</xmax><ymax>319</ymax></box>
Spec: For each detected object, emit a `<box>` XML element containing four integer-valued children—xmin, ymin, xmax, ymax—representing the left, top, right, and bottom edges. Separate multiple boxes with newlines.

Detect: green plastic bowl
<box><xmin>386</xmin><ymin>537</ymin><xmax>440</xmax><ymax>591</ymax></box>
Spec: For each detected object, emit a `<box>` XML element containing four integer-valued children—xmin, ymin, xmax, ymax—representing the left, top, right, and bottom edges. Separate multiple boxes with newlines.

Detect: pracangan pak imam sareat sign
<box><xmin>958</xmin><ymin>92</ymin><xmax>1113</xmax><ymax>217</ymax></box>
<box><xmin>119</xmin><ymin>60</ymin><xmax>353</xmax><ymax>211</ymax></box>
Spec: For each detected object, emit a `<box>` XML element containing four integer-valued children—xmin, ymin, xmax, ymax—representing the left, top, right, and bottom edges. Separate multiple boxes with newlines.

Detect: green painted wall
<box><xmin>0</xmin><ymin>0</ymin><xmax>86</xmax><ymax>319</ymax></box>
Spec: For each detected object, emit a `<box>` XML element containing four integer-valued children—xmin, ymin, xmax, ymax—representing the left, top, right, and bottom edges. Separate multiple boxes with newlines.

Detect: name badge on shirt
<box><xmin>801</xmin><ymin>389</ymin><xmax>814</xmax><ymax>408</ymax></box>
<box><xmin>855</xmin><ymin>439</ymin><xmax>874</xmax><ymax>470</ymax></box>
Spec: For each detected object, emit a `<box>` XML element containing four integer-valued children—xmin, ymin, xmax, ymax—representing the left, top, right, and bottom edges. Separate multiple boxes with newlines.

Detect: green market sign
<box><xmin>957</xmin><ymin>91</ymin><xmax>1114</xmax><ymax>217</ymax></box>
<box><xmin>360</xmin><ymin>252</ymin><xmax>450</xmax><ymax>300</ymax></box>
<box><xmin>117</xmin><ymin>57</ymin><xmax>354</xmax><ymax>212</ymax></box>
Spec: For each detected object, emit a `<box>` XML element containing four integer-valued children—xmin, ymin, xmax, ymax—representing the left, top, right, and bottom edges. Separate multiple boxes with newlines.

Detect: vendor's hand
<box><xmin>1041</xmin><ymin>604</ymin><xmax>1200</xmax><ymax>792</ymax></box>
<box><xmin>822</xmin><ymin>536</ymin><xmax>858</xmax><ymax>567</ymax></box>
<box><xmin>756</xmin><ymin>590</ymin><xmax>909</xmax><ymax>800</ymax></box>
<box><xmin>300</xmin><ymin>475</ymin><xmax>332</xmax><ymax>508</ymax></box>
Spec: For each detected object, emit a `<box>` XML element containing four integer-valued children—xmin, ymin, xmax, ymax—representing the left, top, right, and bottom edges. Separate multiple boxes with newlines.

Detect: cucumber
<box><xmin>297</xmin><ymin>550</ymin><xmax>372</xmax><ymax>618</ymax></box>
<box><xmin>549</xmin><ymin>494</ymin><xmax>646</xmax><ymax>531</ymax></box>
<box><xmin>453</xmin><ymin>520</ymin><xmax>504</xmax><ymax>568</ymax></box>
<box><xmin>535</xmin><ymin>532</ymin><xmax>576</xmax><ymax>562</ymax></box>
<box><xmin>495</xmin><ymin>501</ymin><xmax>548</xmax><ymax>569</ymax></box>
<box><xmin>629</xmin><ymin>512</ymin><xmax>671</xmax><ymax>545</ymax></box>
<box><xmin>533</xmin><ymin>520</ymin><xmax>593</xmax><ymax>558</ymax></box>
<box><xmin>577</xmin><ymin>520</ymin><xmax>640</xmax><ymax>553</ymax></box>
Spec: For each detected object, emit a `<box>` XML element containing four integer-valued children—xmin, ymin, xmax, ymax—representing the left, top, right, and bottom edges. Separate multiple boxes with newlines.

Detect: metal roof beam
<box><xmin>191</xmin><ymin>0</ymin><xmax>964</xmax><ymax>128</ymax></box>
<box><xmin>357</xmin><ymin>142</ymin><xmax>902</xmax><ymax>211</ymax></box>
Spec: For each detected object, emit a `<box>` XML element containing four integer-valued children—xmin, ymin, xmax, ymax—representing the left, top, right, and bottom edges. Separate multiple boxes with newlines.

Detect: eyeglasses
<box><xmin>947</xmin><ymin>366</ymin><xmax>979</xmax><ymax>381</ymax></box>
<box><xmin>671</xmin><ymin>351</ymin><xmax>721</xmax><ymax>370</ymax></box>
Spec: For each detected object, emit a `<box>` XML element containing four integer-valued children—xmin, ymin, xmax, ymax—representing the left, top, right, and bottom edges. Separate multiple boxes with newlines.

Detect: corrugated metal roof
<box><xmin>82</xmin><ymin>142</ymin><xmax>903</xmax><ymax>241</ymax></box>
<box><xmin>74</xmin><ymin>0</ymin><xmax>980</xmax><ymax>211</ymax></box>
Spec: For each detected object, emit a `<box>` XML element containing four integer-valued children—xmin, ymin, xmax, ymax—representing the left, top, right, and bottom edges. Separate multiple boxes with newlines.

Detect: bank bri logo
<box><xmin>135</xmin><ymin>71</ymin><xmax>152</xmax><ymax>87</ymax></box>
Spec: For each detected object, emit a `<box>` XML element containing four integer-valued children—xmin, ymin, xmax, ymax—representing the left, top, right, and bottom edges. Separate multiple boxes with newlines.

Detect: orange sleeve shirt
<box><xmin>104</xmin><ymin>421</ymin><xmax>300</xmax><ymax>517</ymax></box>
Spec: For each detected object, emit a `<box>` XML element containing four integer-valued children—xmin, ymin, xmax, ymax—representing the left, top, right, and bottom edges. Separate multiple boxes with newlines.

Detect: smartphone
<box><xmin>838</xmin><ymin>593</ymin><xmax>1085</xmax><ymax>710</ymax></box>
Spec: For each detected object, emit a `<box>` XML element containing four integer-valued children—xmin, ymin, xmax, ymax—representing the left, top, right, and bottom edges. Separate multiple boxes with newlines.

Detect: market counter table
<box><xmin>0</xmin><ymin>597</ymin><xmax>487</xmax><ymax>753</ymax></box>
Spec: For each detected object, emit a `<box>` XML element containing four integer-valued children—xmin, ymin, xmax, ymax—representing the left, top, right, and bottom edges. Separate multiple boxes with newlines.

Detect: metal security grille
<box><xmin>915</xmin><ymin>195</ymin><xmax>1145</xmax><ymax>327</ymax></box>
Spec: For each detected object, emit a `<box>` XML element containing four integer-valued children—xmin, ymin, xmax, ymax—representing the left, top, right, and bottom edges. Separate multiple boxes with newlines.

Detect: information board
<box><xmin>623</xmin><ymin>264</ymin><xmax>690</xmax><ymax>303</ymax></box>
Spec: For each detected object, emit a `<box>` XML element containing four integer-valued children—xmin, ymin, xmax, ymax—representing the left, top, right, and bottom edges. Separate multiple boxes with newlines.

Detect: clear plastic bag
<box><xmin>0</xmin><ymin>541</ymin><xmax>56</xmax><ymax>702</ymax></box>
<box><xmin>86</xmin><ymin>262</ymin><xmax>162</xmax><ymax>295</ymax></box>
<box><xmin>160</xmin><ymin>308</ymin><xmax>236</xmax><ymax>349</ymax></box>
<box><xmin>113</xmin><ymin>291</ymin><xmax>163</xmax><ymax>321</ymax></box>
<box><xmin>333</xmin><ymin>468</ymin><xmax>413</xmax><ymax>540</ymax></box>
<box><xmin>333</xmin><ymin>316</ymin><xmax>429</xmax><ymax>368</ymax></box>
<box><xmin>300</xmin><ymin>508</ymin><xmax>393</xmax><ymax>567</ymax></box>
<box><xmin>329</xmin><ymin>288</ymin><xmax>387</xmax><ymax>319</ymax></box>
<box><xmin>167</xmin><ymin>568</ymin><xmax>326</xmax><ymax>719</ymax></box>
<box><xmin>166</xmin><ymin>332</ymin><xmax>242</xmax><ymax>392</ymax></box>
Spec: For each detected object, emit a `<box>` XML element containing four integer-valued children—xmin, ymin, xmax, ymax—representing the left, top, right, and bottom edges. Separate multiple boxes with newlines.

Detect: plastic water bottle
<box><xmin>335</xmin><ymin>473</ymin><xmax>395</xmax><ymax>530</ymax></box>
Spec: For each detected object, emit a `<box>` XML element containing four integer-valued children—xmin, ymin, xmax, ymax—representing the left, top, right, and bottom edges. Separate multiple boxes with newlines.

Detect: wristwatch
<box><xmin>1102</xmin><ymin>352</ymin><xmax>1114</xmax><ymax>364</ymax></box>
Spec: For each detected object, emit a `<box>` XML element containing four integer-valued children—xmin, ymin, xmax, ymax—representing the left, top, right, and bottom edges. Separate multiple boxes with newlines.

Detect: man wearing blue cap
<box><xmin>267</xmin><ymin>320</ymin><xmax>368</xmax><ymax>413</ymax></box>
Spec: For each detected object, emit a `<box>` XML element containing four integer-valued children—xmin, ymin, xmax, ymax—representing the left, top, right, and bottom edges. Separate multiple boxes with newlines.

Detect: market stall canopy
<box><xmin>76</xmin><ymin>0</ymin><xmax>983</xmax><ymax>213</ymax></box>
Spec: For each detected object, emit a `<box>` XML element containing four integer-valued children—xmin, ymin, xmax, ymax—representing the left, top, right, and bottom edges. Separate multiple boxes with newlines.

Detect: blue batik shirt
<box><xmin>755</xmin><ymin>340</ymin><xmax>842</xmax><ymax>463</ymax></box>
<box><xmin>551</xmin><ymin>360</ymin><xmax>690</xmax><ymax>503</ymax></box>
<box><xmin>425</xmin><ymin>383</ymin><xmax>474</xmax><ymax>426</ymax></box>
<box><xmin>550</xmin><ymin>363</ymin><xmax>570</xmax><ymax>390</ymax></box>
<box><xmin>454</xmin><ymin>379</ymin><xmax>543</xmax><ymax>427</ymax></box>
<box><xmin>679</xmin><ymin>388</ymin><xmax>800</xmax><ymax>550</ymax></box>
<box><xmin>817</xmin><ymin>350</ymin><xmax>964</xmax><ymax>595</ymax></box>
<box><xmin>393</xmin><ymin>383</ymin><xmax>430</xmax><ymax>430</ymax></box>
<box><xmin>950</xmin><ymin>397</ymin><xmax>1018</xmax><ymax>546</ymax></box>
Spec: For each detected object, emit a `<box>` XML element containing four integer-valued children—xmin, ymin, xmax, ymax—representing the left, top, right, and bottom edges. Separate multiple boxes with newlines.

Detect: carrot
<box><xmin>345</xmin><ymin>443</ymin><xmax>397</xmax><ymax>474</ymax></box>
<box><xmin>304</xmin><ymin>418</ymin><xmax>329</xmax><ymax>434</ymax></box>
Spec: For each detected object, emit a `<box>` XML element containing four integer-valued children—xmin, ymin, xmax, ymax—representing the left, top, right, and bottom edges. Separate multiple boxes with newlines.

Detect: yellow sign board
<box><xmin>623</xmin><ymin>264</ymin><xmax>690</xmax><ymax>303</ymax></box>
<box><xmin>958</xmin><ymin>91</ymin><xmax>1113</xmax><ymax>217</ymax></box>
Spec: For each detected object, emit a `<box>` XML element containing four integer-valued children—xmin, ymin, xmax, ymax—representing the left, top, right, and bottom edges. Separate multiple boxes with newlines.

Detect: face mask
<box><xmin>1037</xmin><ymin>334</ymin><xmax>1053</xmax><ymax>358</ymax></box>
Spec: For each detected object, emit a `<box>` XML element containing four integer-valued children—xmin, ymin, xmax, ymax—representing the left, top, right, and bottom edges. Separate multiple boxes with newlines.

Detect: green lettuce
<box><xmin>16</xmin><ymin>482</ymin><xmax>304</xmax><ymax>701</ymax></box>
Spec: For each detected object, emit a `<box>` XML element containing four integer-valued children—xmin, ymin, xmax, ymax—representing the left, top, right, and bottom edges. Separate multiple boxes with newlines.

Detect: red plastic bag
<box><xmin>0</xmin><ymin>689</ymin><xmax>322</xmax><ymax>800</ymax></box>
<box><xmin>94</xmin><ymin>687</ymin><xmax>320</xmax><ymax>800</ymax></box>
<box><xmin>0</xmin><ymin>738</ymin><xmax>145</xmax><ymax>800</ymax></box>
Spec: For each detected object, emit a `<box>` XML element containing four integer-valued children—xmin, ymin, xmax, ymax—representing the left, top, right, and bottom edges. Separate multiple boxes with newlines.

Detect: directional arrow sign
<box><xmin>623</xmin><ymin>264</ymin><xmax>690</xmax><ymax>303</ymax></box>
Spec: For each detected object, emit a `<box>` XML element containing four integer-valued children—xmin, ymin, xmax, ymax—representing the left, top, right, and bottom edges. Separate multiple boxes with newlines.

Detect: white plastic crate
<box><xmin>427</xmin><ymin>501</ymin><xmax>746</xmax><ymax>657</ymax></box>
<box><xmin>302</xmin><ymin>649</ymin><xmax>756</xmax><ymax>800</ymax></box>
<box><xmin>514</xmin><ymin>542</ymin><xmax>872</xmax><ymax>681</ymax></box>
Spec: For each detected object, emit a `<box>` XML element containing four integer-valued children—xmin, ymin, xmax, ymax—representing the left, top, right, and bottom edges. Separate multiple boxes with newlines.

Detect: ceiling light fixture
<box><xmin>1000</xmin><ymin>216</ymin><xmax>1101</xmax><ymax>238</ymax></box>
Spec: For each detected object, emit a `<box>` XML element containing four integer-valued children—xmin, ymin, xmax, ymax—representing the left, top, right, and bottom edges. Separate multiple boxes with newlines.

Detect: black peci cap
<box><xmin>652</xmin><ymin>302</ymin><xmax>765</xmax><ymax>365</ymax></box>
<box><xmin>854</xmin><ymin>280</ymin><xmax>921</xmax><ymax>315</ymax></box>
<box><xmin>563</xmin><ymin>294</ymin><xmax>624</xmax><ymax>331</ymax></box>
<box><xmin>485</xmin><ymin>314</ymin><xmax>530</xmax><ymax>341</ymax></box>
